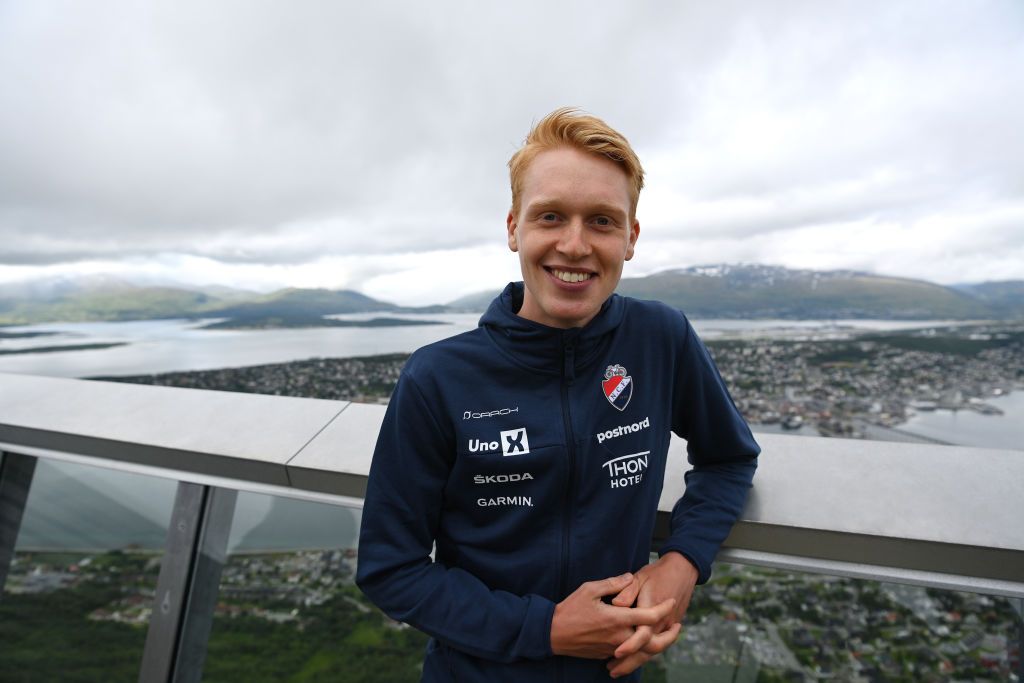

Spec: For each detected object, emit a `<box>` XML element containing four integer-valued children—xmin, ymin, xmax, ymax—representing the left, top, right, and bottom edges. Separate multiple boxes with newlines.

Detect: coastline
<box><xmin>92</xmin><ymin>323</ymin><xmax>1023</xmax><ymax>449</ymax></box>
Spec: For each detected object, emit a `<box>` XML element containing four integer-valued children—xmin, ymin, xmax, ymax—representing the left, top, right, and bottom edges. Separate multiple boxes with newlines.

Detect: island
<box><xmin>0</xmin><ymin>342</ymin><xmax>129</xmax><ymax>356</ymax></box>
<box><xmin>0</xmin><ymin>330</ymin><xmax>60</xmax><ymax>340</ymax></box>
<box><xmin>197</xmin><ymin>315</ymin><xmax>449</xmax><ymax>331</ymax></box>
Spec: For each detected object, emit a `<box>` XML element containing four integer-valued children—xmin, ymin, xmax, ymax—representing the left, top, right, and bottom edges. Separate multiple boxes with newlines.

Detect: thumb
<box><xmin>589</xmin><ymin>572</ymin><xmax>634</xmax><ymax>597</ymax></box>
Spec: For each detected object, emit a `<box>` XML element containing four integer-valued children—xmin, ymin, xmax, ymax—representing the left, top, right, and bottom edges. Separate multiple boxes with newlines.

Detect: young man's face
<box><xmin>507</xmin><ymin>146</ymin><xmax>640</xmax><ymax>329</ymax></box>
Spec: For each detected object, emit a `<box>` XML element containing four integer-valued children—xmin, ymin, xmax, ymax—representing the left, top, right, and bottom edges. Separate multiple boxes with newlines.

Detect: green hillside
<box><xmin>953</xmin><ymin>281</ymin><xmax>1024</xmax><ymax>317</ymax></box>
<box><xmin>446</xmin><ymin>289</ymin><xmax>497</xmax><ymax>311</ymax></box>
<box><xmin>205</xmin><ymin>287</ymin><xmax>393</xmax><ymax>319</ymax></box>
<box><xmin>616</xmin><ymin>269</ymin><xmax>991</xmax><ymax>319</ymax></box>
<box><xmin>0</xmin><ymin>283</ymin><xmax>444</xmax><ymax>325</ymax></box>
<box><xmin>0</xmin><ymin>285</ymin><xmax>222</xmax><ymax>324</ymax></box>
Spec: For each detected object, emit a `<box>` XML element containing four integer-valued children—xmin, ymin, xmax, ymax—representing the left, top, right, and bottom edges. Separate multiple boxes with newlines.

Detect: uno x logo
<box><xmin>499</xmin><ymin>428</ymin><xmax>530</xmax><ymax>457</ymax></box>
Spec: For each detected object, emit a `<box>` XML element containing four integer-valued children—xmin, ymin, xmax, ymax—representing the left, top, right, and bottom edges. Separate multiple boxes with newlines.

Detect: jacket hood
<box><xmin>478</xmin><ymin>282</ymin><xmax>624</xmax><ymax>380</ymax></box>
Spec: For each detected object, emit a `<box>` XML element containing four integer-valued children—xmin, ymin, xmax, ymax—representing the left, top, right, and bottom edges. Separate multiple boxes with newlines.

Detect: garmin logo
<box><xmin>602</xmin><ymin>451</ymin><xmax>649</xmax><ymax>489</ymax></box>
<box><xmin>468</xmin><ymin>427</ymin><xmax>530</xmax><ymax>456</ymax></box>
<box><xmin>477</xmin><ymin>496</ymin><xmax>533</xmax><ymax>507</ymax></box>
<box><xmin>463</xmin><ymin>407</ymin><xmax>519</xmax><ymax>420</ymax></box>
<box><xmin>473</xmin><ymin>472</ymin><xmax>534</xmax><ymax>484</ymax></box>
<box><xmin>596</xmin><ymin>416</ymin><xmax>650</xmax><ymax>444</ymax></box>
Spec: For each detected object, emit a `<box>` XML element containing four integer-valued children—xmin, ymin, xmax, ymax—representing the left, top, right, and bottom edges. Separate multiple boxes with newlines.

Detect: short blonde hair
<box><xmin>508</xmin><ymin>107</ymin><xmax>644</xmax><ymax>217</ymax></box>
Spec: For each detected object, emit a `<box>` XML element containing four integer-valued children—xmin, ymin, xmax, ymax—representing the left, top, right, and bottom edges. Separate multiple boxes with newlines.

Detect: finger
<box><xmin>608</xmin><ymin>624</ymin><xmax>682</xmax><ymax>678</ymax></box>
<box><xmin>607</xmin><ymin>650</ymin><xmax>651</xmax><ymax>679</ymax></box>
<box><xmin>585</xmin><ymin>572</ymin><xmax>634</xmax><ymax>598</ymax></box>
<box><xmin>640</xmin><ymin>622</ymin><xmax>682</xmax><ymax>655</ymax></box>
<box><xmin>613</xmin><ymin>624</ymin><xmax>652</xmax><ymax>659</ymax></box>
<box><xmin>610</xmin><ymin>576</ymin><xmax>642</xmax><ymax>607</ymax></box>
<box><xmin>620</xmin><ymin>597</ymin><xmax>676</xmax><ymax>626</ymax></box>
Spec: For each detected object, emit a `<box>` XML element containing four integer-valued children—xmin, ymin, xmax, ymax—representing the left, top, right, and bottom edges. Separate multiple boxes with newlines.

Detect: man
<box><xmin>357</xmin><ymin>108</ymin><xmax>759</xmax><ymax>681</ymax></box>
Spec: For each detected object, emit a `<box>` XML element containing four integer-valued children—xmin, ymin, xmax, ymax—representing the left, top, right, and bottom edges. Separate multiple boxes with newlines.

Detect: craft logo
<box><xmin>602</xmin><ymin>364</ymin><xmax>633</xmax><ymax>412</ymax></box>
<box><xmin>463</xmin><ymin>406</ymin><xmax>519</xmax><ymax>420</ymax></box>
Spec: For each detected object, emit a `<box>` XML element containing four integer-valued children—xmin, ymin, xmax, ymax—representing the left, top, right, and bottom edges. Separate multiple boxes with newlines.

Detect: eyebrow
<box><xmin>527</xmin><ymin>199</ymin><xmax>628</xmax><ymax>219</ymax></box>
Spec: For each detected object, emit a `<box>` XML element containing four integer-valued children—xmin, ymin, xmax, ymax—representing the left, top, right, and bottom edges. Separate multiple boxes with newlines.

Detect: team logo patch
<box><xmin>602</xmin><ymin>364</ymin><xmax>633</xmax><ymax>412</ymax></box>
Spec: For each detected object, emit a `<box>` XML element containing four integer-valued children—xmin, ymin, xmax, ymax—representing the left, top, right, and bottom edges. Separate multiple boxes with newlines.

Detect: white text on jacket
<box><xmin>473</xmin><ymin>472</ymin><xmax>534</xmax><ymax>484</ymax></box>
<box><xmin>477</xmin><ymin>496</ymin><xmax>533</xmax><ymax>507</ymax></box>
<box><xmin>596</xmin><ymin>416</ymin><xmax>650</xmax><ymax>444</ymax></box>
<box><xmin>601</xmin><ymin>451</ymin><xmax>649</xmax><ymax>489</ymax></box>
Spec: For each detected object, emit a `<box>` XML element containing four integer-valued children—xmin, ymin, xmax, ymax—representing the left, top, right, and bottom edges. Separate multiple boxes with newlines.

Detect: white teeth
<box><xmin>552</xmin><ymin>269</ymin><xmax>591</xmax><ymax>283</ymax></box>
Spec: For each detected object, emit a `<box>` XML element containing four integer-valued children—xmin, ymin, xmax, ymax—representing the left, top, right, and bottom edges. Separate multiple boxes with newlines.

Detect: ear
<box><xmin>506</xmin><ymin>210</ymin><xmax>519</xmax><ymax>252</ymax></box>
<box><xmin>625</xmin><ymin>218</ymin><xmax>640</xmax><ymax>261</ymax></box>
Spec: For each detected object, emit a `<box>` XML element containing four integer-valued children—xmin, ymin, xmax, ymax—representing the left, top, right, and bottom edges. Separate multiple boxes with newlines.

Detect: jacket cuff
<box><xmin>516</xmin><ymin>594</ymin><xmax>557</xmax><ymax>659</ymax></box>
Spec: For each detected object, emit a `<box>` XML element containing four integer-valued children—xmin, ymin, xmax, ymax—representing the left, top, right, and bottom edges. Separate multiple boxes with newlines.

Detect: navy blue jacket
<box><xmin>357</xmin><ymin>283</ymin><xmax>759</xmax><ymax>682</ymax></box>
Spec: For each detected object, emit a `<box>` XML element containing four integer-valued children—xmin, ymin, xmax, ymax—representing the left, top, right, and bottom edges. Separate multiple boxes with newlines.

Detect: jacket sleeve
<box><xmin>661</xmin><ymin>312</ymin><xmax>760</xmax><ymax>584</ymax></box>
<box><xmin>355</xmin><ymin>369</ymin><xmax>555</xmax><ymax>662</ymax></box>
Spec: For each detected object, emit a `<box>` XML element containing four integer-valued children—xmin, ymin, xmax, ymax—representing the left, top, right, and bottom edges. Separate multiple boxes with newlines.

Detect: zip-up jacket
<box><xmin>357</xmin><ymin>282</ymin><xmax>760</xmax><ymax>682</ymax></box>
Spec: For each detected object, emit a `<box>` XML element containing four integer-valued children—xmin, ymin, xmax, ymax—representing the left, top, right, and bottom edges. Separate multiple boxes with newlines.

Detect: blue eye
<box><xmin>541</xmin><ymin>213</ymin><xmax>557</xmax><ymax>221</ymax></box>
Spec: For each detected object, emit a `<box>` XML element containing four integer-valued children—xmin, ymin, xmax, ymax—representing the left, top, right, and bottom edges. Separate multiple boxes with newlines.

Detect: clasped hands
<box><xmin>549</xmin><ymin>552</ymin><xmax>698</xmax><ymax>679</ymax></box>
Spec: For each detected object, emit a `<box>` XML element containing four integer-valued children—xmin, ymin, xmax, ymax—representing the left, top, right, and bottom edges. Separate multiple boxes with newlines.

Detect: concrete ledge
<box><xmin>0</xmin><ymin>373</ymin><xmax>347</xmax><ymax>486</ymax></box>
<box><xmin>2</xmin><ymin>372</ymin><xmax>1022</xmax><ymax>596</ymax></box>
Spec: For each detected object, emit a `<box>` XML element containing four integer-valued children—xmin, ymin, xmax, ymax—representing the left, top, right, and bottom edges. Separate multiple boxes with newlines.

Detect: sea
<box><xmin>0</xmin><ymin>314</ymin><xmax>980</xmax><ymax>378</ymax></box>
<box><xmin>1</xmin><ymin>314</ymin><xmax>1019</xmax><ymax>553</ymax></box>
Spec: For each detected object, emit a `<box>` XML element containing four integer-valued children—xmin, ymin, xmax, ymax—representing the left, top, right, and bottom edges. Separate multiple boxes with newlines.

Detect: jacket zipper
<box><xmin>558</xmin><ymin>339</ymin><xmax>576</xmax><ymax>683</ymax></box>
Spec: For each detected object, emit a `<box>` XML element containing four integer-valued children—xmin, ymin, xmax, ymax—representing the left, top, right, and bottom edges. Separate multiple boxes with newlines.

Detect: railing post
<box><xmin>0</xmin><ymin>451</ymin><xmax>37</xmax><ymax>597</ymax></box>
<box><xmin>1016</xmin><ymin>598</ymin><xmax>1023</xmax><ymax>682</ymax></box>
<box><xmin>139</xmin><ymin>482</ymin><xmax>237</xmax><ymax>683</ymax></box>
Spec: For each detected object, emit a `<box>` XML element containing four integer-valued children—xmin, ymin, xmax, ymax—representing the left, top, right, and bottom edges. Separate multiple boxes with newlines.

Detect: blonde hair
<box><xmin>508</xmin><ymin>107</ymin><xmax>644</xmax><ymax>217</ymax></box>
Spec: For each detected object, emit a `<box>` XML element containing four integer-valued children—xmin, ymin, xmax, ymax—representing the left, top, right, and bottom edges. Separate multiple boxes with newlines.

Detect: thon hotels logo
<box><xmin>468</xmin><ymin>427</ymin><xmax>530</xmax><ymax>456</ymax></box>
<box><xmin>601</xmin><ymin>451</ymin><xmax>649</xmax><ymax>489</ymax></box>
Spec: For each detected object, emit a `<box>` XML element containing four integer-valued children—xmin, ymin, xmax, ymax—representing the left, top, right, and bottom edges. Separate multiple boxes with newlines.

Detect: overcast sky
<box><xmin>1</xmin><ymin>1</ymin><xmax>1022</xmax><ymax>305</ymax></box>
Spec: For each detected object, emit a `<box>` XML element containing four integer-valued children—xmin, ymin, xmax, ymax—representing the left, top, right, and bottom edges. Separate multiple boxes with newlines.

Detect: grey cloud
<box><xmin>0</xmin><ymin>2</ymin><xmax>724</xmax><ymax>237</ymax></box>
<box><xmin>0</xmin><ymin>0</ymin><xmax>1022</xmax><ymax>287</ymax></box>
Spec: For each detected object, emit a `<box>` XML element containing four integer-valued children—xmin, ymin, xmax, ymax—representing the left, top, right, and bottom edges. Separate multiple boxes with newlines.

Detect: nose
<box><xmin>556</xmin><ymin>218</ymin><xmax>591</xmax><ymax>260</ymax></box>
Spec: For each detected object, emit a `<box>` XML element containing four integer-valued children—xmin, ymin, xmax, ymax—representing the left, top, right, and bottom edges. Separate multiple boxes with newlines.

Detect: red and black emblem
<box><xmin>602</xmin><ymin>364</ymin><xmax>633</xmax><ymax>412</ymax></box>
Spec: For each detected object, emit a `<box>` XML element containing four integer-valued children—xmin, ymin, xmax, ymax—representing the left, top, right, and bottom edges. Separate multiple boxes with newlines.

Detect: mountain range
<box><xmin>447</xmin><ymin>265</ymin><xmax>1024</xmax><ymax>320</ymax></box>
<box><xmin>1</xmin><ymin>265</ymin><xmax>1021</xmax><ymax>324</ymax></box>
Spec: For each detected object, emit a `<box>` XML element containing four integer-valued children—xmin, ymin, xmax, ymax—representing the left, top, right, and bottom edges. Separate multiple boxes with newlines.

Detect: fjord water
<box><xmin>0</xmin><ymin>314</ymin><xmax>480</xmax><ymax>377</ymax></box>
<box><xmin>0</xmin><ymin>314</ymin><xmax>970</xmax><ymax>377</ymax></box>
<box><xmin>899</xmin><ymin>391</ymin><xmax>1023</xmax><ymax>451</ymax></box>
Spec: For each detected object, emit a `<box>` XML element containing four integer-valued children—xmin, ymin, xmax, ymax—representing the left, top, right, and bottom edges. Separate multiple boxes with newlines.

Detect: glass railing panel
<box><xmin>0</xmin><ymin>458</ymin><xmax>177</xmax><ymax>681</ymax></box>
<box><xmin>202</xmin><ymin>492</ymin><xmax>428</xmax><ymax>683</ymax></box>
<box><xmin>658</xmin><ymin>562</ymin><xmax>1022</xmax><ymax>683</ymax></box>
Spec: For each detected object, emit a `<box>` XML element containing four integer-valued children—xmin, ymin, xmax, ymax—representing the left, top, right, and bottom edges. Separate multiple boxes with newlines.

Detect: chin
<box><xmin>547</xmin><ymin>301</ymin><xmax>601</xmax><ymax>327</ymax></box>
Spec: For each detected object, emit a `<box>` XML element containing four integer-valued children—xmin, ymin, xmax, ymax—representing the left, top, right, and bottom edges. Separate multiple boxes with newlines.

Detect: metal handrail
<box><xmin>2</xmin><ymin>371</ymin><xmax>1023</xmax><ymax>599</ymax></box>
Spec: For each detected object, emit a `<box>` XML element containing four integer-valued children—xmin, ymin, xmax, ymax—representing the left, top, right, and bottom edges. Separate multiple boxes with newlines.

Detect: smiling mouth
<box><xmin>546</xmin><ymin>267</ymin><xmax>595</xmax><ymax>283</ymax></box>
